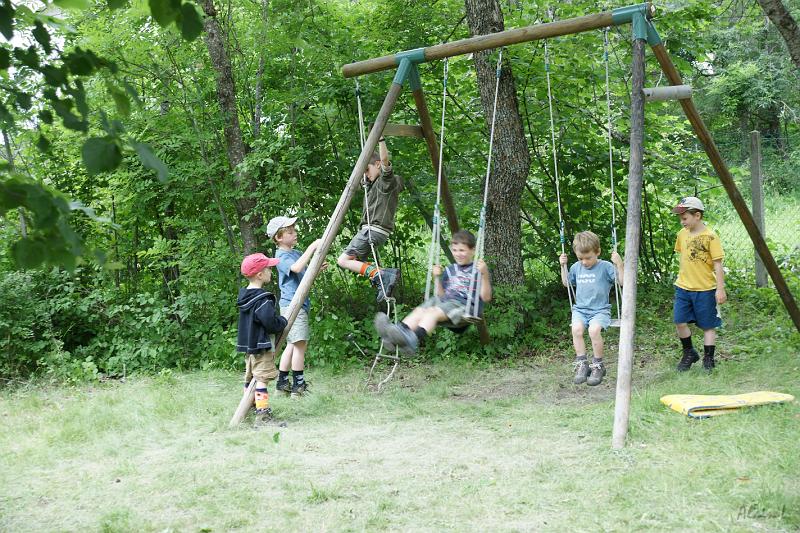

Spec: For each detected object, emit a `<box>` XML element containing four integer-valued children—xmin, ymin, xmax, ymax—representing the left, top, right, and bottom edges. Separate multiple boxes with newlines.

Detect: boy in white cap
<box><xmin>237</xmin><ymin>253</ymin><xmax>288</xmax><ymax>425</ymax></box>
<box><xmin>672</xmin><ymin>196</ymin><xmax>727</xmax><ymax>372</ymax></box>
<box><xmin>267</xmin><ymin>216</ymin><xmax>326</xmax><ymax>397</ymax></box>
<box><xmin>336</xmin><ymin>137</ymin><xmax>403</xmax><ymax>303</ymax></box>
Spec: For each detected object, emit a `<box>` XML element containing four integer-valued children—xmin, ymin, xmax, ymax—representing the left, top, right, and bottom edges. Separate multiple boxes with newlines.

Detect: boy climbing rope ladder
<box><xmin>336</xmin><ymin>136</ymin><xmax>403</xmax><ymax>303</ymax></box>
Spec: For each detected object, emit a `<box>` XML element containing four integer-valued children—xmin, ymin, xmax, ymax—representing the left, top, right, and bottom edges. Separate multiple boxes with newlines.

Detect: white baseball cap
<box><xmin>266</xmin><ymin>216</ymin><xmax>298</xmax><ymax>238</ymax></box>
<box><xmin>672</xmin><ymin>196</ymin><xmax>705</xmax><ymax>214</ymax></box>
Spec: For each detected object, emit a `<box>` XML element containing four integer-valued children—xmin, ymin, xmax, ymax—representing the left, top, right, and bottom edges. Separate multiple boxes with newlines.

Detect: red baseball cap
<box><xmin>241</xmin><ymin>253</ymin><xmax>280</xmax><ymax>277</ymax></box>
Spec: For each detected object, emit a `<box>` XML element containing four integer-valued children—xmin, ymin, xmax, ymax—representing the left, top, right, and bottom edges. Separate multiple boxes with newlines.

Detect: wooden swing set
<box><xmin>230</xmin><ymin>2</ymin><xmax>800</xmax><ymax>449</ymax></box>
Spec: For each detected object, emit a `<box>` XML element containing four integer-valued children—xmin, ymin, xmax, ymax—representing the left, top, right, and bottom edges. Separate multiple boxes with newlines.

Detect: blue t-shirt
<box><xmin>568</xmin><ymin>259</ymin><xmax>616</xmax><ymax>313</ymax></box>
<box><xmin>276</xmin><ymin>249</ymin><xmax>310</xmax><ymax>312</ymax></box>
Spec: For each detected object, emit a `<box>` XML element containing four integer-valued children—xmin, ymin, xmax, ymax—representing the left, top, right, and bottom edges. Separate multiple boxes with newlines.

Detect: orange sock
<box><xmin>255</xmin><ymin>388</ymin><xmax>269</xmax><ymax>411</ymax></box>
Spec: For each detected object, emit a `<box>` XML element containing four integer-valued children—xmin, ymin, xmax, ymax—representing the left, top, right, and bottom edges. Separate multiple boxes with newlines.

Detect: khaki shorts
<box><xmin>244</xmin><ymin>350</ymin><xmax>278</xmax><ymax>383</ymax></box>
<box><xmin>420</xmin><ymin>297</ymin><xmax>468</xmax><ymax>326</ymax></box>
<box><xmin>343</xmin><ymin>226</ymin><xmax>389</xmax><ymax>261</ymax></box>
<box><xmin>280</xmin><ymin>308</ymin><xmax>310</xmax><ymax>344</ymax></box>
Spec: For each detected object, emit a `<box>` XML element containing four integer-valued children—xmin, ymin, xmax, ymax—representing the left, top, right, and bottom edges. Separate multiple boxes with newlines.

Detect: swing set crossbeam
<box><xmin>342</xmin><ymin>4</ymin><xmax>654</xmax><ymax>79</ymax></box>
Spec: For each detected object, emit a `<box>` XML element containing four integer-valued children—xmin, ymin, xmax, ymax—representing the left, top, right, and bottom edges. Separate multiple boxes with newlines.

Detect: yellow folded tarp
<box><xmin>660</xmin><ymin>391</ymin><xmax>795</xmax><ymax>419</ymax></box>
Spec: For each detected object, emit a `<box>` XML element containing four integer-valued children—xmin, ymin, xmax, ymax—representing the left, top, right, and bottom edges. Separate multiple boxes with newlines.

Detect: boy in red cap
<box><xmin>237</xmin><ymin>253</ymin><xmax>288</xmax><ymax>425</ymax></box>
<box><xmin>672</xmin><ymin>196</ymin><xmax>727</xmax><ymax>372</ymax></box>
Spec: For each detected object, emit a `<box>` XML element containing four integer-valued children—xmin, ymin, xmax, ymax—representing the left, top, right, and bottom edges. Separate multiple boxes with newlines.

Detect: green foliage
<box><xmin>0</xmin><ymin>271</ymin><xmax>60</xmax><ymax>378</ymax></box>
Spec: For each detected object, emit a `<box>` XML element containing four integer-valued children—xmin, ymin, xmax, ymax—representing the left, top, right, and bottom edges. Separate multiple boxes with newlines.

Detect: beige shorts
<box><xmin>244</xmin><ymin>350</ymin><xmax>278</xmax><ymax>383</ymax></box>
<box><xmin>281</xmin><ymin>308</ymin><xmax>310</xmax><ymax>344</ymax></box>
<box><xmin>420</xmin><ymin>297</ymin><xmax>468</xmax><ymax>326</ymax></box>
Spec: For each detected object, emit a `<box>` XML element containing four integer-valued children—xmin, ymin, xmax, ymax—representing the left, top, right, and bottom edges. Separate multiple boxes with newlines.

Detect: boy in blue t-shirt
<box><xmin>559</xmin><ymin>231</ymin><xmax>624</xmax><ymax>386</ymax></box>
<box><xmin>267</xmin><ymin>216</ymin><xmax>327</xmax><ymax>397</ymax></box>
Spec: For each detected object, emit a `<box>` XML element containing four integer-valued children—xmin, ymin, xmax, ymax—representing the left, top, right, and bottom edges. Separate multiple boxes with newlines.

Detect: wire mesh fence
<box><xmin>693</xmin><ymin>132</ymin><xmax>800</xmax><ymax>285</ymax></box>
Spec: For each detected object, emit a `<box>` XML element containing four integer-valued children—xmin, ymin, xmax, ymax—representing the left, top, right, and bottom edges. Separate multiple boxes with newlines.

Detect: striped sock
<box><xmin>255</xmin><ymin>388</ymin><xmax>269</xmax><ymax>411</ymax></box>
<box><xmin>359</xmin><ymin>262</ymin><xmax>377</xmax><ymax>278</ymax></box>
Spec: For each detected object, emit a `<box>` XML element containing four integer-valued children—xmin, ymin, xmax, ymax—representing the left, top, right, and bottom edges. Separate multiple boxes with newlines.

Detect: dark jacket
<box><xmin>236</xmin><ymin>288</ymin><xmax>287</xmax><ymax>354</ymax></box>
<box><xmin>361</xmin><ymin>164</ymin><xmax>403</xmax><ymax>232</ymax></box>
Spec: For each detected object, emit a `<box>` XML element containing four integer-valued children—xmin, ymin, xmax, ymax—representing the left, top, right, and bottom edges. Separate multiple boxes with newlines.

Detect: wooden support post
<box><xmin>412</xmin><ymin>88</ymin><xmax>460</xmax><ymax>233</ymax></box>
<box><xmin>371</xmin><ymin>123</ymin><xmax>424</xmax><ymax>138</ymax></box>
<box><xmin>750</xmin><ymin>131</ymin><xmax>768</xmax><ymax>288</ymax></box>
<box><xmin>643</xmin><ymin>85</ymin><xmax>691</xmax><ymax>101</ymax></box>
<box><xmin>229</xmin><ymin>82</ymin><xmax>405</xmax><ymax>427</ymax></box>
<box><xmin>612</xmin><ymin>37</ymin><xmax>646</xmax><ymax>450</ymax></box>
<box><xmin>651</xmin><ymin>44</ymin><xmax>800</xmax><ymax>334</ymax></box>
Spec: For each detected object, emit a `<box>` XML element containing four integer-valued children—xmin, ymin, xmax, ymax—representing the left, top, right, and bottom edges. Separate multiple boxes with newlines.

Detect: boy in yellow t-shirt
<box><xmin>672</xmin><ymin>196</ymin><xmax>727</xmax><ymax>372</ymax></box>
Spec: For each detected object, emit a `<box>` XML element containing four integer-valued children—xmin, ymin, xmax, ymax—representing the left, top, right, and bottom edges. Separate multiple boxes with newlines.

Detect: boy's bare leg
<box><xmin>703</xmin><ymin>328</ymin><xmax>716</xmax><ymax>346</ymax></box>
<box><xmin>588</xmin><ymin>324</ymin><xmax>604</xmax><ymax>359</ymax></box>
<box><xmin>289</xmin><ymin>340</ymin><xmax>307</xmax><ymax>371</ymax></box>
<box><xmin>416</xmin><ymin>307</ymin><xmax>447</xmax><ymax>334</ymax></box>
<box><xmin>337</xmin><ymin>253</ymin><xmax>365</xmax><ymax>274</ymax></box>
<box><xmin>401</xmin><ymin>306</ymin><xmax>429</xmax><ymax>330</ymax></box>
<box><xmin>278</xmin><ymin>344</ymin><xmax>295</xmax><ymax>372</ymax></box>
<box><xmin>675</xmin><ymin>323</ymin><xmax>691</xmax><ymax>339</ymax></box>
<box><xmin>571</xmin><ymin>321</ymin><xmax>587</xmax><ymax>357</ymax></box>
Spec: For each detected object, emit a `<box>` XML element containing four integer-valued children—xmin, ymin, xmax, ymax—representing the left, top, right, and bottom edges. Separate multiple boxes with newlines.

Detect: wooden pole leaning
<box><xmin>650</xmin><ymin>43</ymin><xmax>800</xmax><ymax>335</ymax></box>
<box><xmin>228</xmin><ymin>80</ymin><xmax>406</xmax><ymax>427</ymax></box>
<box><xmin>612</xmin><ymin>35</ymin><xmax>647</xmax><ymax>450</ymax></box>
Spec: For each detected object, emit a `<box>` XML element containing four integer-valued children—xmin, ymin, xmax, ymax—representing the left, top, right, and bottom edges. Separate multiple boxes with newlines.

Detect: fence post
<box><xmin>750</xmin><ymin>130</ymin><xmax>768</xmax><ymax>288</ymax></box>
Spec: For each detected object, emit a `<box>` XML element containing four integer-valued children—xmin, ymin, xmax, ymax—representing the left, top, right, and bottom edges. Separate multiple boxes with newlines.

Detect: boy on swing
<box><xmin>559</xmin><ymin>231</ymin><xmax>624</xmax><ymax>386</ymax></box>
<box><xmin>336</xmin><ymin>136</ymin><xmax>403</xmax><ymax>303</ymax></box>
<box><xmin>374</xmin><ymin>230</ymin><xmax>492</xmax><ymax>355</ymax></box>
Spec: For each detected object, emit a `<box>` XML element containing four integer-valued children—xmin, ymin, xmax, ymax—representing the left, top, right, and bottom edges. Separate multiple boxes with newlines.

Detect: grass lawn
<box><xmin>1</xmin><ymin>284</ymin><xmax>799</xmax><ymax>532</ymax></box>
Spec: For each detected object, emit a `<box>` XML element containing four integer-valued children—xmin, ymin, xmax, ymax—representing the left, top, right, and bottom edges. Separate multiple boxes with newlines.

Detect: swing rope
<box><xmin>463</xmin><ymin>49</ymin><xmax>503</xmax><ymax>321</ymax></box>
<box><xmin>544</xmin><ymin>38</ymin><xmax>575</xmax><ymax>308</ymax></box>
<box><xmin>604</xmin><ymin>28</ymin><xmax>622</xmax><ymax>325</ymax></box>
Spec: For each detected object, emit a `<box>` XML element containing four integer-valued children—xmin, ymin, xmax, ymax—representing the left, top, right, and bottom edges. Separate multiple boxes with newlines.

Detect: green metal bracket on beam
<box><xmin>632</xmin><ymin>12</ymin><xmax>648</xmax><ymax>41</ymax></box>
<box><xmin>611</xmin><ymin>3</ymin><xmax>652</xmax><ymax>26</ymax></box>
<box><xmin>393</xmin><ymin>48</ymin><xmax>426</xmax><ymax>86</ymax></box>
<box><xmin>646</xmin><ymin>21</ymin><xmax>662</xmax><ymax>46</ymax></box>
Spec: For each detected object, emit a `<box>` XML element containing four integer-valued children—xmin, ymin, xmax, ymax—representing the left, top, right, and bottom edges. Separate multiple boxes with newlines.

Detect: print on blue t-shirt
<box><xmin>276</xmin><ymin>249</ymin><xmax>310</xmax><ymax>312</ymax></box>
<box><xmin>441</xmin><ymin>263</ymin><xmax>484</xmax><ymax>315</ymax></box>
<box><xmin>568</xmin><ymin>260</ymin><xmax>616</xmax><ymax>313</ymax></box>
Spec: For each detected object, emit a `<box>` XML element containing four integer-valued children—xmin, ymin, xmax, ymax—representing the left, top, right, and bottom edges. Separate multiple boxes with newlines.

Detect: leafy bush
<box><xmin>0</xmin><ymin>270</ymin><xmax>61</xmax><ymax>378</ymax></box>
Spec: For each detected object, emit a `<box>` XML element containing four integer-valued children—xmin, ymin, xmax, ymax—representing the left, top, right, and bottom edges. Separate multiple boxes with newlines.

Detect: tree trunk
<box><xmin>756</xmin><ymin>0</ymin><xmax>800</xmax><ymax>71</ymax></box>
<box><xmin>202</xmin><ymin>0</ymin><xmax>261</xmax><ymax>254</ymax></box>
<box><xmin>464</xmin><ymin>0</ymin><xmax>530</xmax><ymax>285</ymax></box>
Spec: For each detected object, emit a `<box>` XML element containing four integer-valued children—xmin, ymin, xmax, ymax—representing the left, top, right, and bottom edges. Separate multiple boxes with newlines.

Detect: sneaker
<box><xmin>291</xmin><ymin>382</ymin><xmax>309</xmax><ymax>398</ymax></box>
<box><xmin>677</xmin><ymin>349</ymin><xmax>700</xmax><ymax>372</ymax></box>
<box><xmin>387</xmin><ymin>324</ymin><xmax>418</xmax><ymax>355</ymax></box>
<box><xmin>374</xmin><ymin>313</ymin><xmax>397</xmax><ymax>352</ymax></box>
<box><xmin>372</xmin><ymin>268</ymin><xmax>400</xmax><ymax>303</ymax></box>
<box><xmin>276</xmin><ymin>379</ymin><xmax>291</xmax><ymax>395</ymax></box>
<box><xmin>254</xmin><ymin>408</ymin><xmax>287</xmax><ymax>428</ymax></box>
<box><xmin>586</xmin><ymin>361</ymin><xmax>606</xmax><ymax>386</ymax></box>
<box><xmin>573</xmin><ymin>359</ymin><xmax>590</xmax><ymax>384</ymax></box>
<box><xmin>702</xmin><ymin>355</ymin><xmax>715</xmax><ymax>372</ymax></box>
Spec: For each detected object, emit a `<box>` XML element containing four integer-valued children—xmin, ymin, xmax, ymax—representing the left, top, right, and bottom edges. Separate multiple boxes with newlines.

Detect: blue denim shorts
<box><xmin>673</xmin><ymin>287</ymin><xmax>722</xmax><ymax>329</ymax></box>
<box><xmin>571</xmin><ymin>308</ymin><xmax>611</xmax><ymax>330</ymax></box>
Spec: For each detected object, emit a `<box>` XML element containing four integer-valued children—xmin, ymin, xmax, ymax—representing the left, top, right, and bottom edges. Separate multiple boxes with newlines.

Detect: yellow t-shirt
<box><xmin>674</xmin><ymin>227</ymin><xmax>724</xmax><ymax>291</ymax></box>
